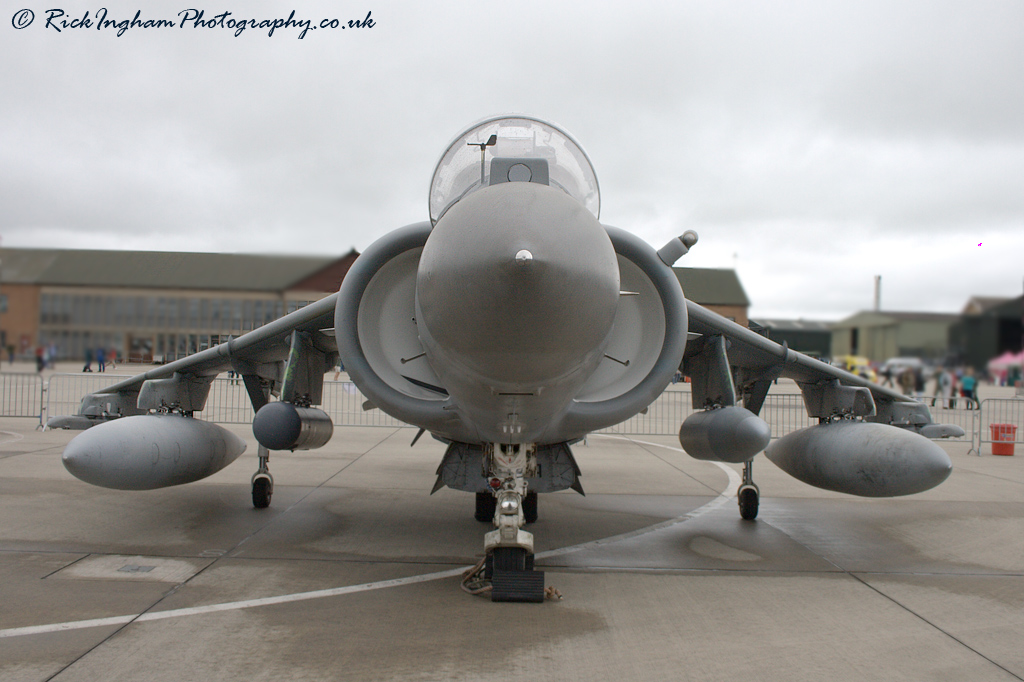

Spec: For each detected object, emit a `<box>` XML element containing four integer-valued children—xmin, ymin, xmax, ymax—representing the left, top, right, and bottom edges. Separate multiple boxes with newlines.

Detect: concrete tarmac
<box><xmin>1</xmin><ymin>416</ymin><xmax>1023</xmax><ymax>681</ymax></box>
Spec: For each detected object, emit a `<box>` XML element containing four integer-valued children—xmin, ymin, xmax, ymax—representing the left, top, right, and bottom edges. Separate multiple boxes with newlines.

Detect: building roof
<box><xmin>876</xmin><ymin>311</ymin><xmax>961</xmax><ymax>323</ymax></box>
<box><xmin>985</xmin><ymin>295</ymin><xmax>1024</xmax><ymax>318</ymax></box>
<box><xmin>962</xmin><ymin>296</ymin><xmax>1013</xmax><ymax>315</ymax></box>
<box><xmin>0</xmin><ymin>248</ymin><xmax>354</xmax><ymax>293</ymax></box>
<box><xmin>673</xmin><ymin>267</ymin><xmax>749</xmax><ymax>307</ymax></box>
<box><xmin>752</xmin><ymin>318</ymin><xmax>834</xmax><ymax>332</ymax></box>
<box><xmin>833</xmin><ymin>310</ymin><xmax>960</xmax><ymax>328</ymax></box>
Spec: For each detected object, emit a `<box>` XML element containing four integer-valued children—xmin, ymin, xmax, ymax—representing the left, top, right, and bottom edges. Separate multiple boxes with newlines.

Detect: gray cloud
<box><xmin>3</xmin><ymin>0</ymin><xmax>1022</xmax><ymax>319</ymax></box>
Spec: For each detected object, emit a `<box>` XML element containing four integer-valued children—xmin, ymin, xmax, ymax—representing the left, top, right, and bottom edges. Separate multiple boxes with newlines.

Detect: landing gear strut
<box><xmin>481</xmin><ymin>444</ymin><xmax>545</xmax><ymax>602</ymax></box>
<box><xmin>738</xmin><ymin>459</ymin><xmax>759</xmax><ymax>520</ymax></box>
<box><xmin>476</xmin><ymin>490</ymin><xmax>537</xmax><ymax>524</ymax></box>
<box><xmin>252</xmin><ymin>444</ymin><xmax>274</xmax><ymax>509</ymax></box>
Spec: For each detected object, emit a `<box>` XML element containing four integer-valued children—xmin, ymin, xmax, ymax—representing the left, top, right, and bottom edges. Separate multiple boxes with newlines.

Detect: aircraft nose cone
<box><xmin>416</xmin><ymin>182</ymin><xmax>619</xmax><ymax>387</ymax></box>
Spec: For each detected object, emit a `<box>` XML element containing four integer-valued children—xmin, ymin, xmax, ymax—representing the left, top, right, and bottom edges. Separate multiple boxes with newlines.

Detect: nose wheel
<box><xmin>478</xmin><ymin>444</ymin><xmax>545</xmax><ymax>602</ymax></box>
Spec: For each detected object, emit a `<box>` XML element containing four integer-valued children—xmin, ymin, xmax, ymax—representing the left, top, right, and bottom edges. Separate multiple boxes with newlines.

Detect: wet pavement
<box><xmin>1</xmin><ymin>417</ymin><xmax>1022</xmax><ymax>681</ymax></box>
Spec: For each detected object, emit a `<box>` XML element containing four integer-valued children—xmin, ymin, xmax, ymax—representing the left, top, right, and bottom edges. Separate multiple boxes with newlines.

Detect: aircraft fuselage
<box><xmin>415</xmin><ymin>182</ymin><xmax>620</xmax><ymax>443</ymax></box>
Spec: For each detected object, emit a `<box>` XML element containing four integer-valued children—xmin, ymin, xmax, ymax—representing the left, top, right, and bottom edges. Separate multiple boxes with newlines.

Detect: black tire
<box><xmin>738</xmin><ymin>486</ymin><xmax>758</xmax><ymax>521</ymax></box>
<box><xmin>252</xmin><ymin>477</ymin><xmax>272</xmax><ymax>509</ymax></box>
<box><xmin>492</xmin><ymin>547</ymin><xmax>527</xmax><ymax>572</ymax></box>
<box><xmin>475</xmin><ymin>492</ymin><xmax>496</xmax><ymax>522</ymax></box>
<box><xmin>523</xmin><ymin>491</ymin><xmax>538</xmax><ymax>524</ymax></box>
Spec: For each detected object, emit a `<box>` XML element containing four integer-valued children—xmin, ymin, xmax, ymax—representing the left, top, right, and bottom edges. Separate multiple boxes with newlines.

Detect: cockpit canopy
<box><xmin>429</xmin><ymin>115</ymin><xmax>600</xmax><ymax>225</ymax></box>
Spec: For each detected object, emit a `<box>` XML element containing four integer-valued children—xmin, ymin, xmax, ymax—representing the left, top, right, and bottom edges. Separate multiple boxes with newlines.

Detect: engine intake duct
<box><xmin>253</xmin><ymin>402</ymin><xmax>334</xmax><ymax>451</ymax></box>
<box><xmin>678</xmin><ymin>406</ymin><xmax>771</xmax><ymax>463</ymax></box>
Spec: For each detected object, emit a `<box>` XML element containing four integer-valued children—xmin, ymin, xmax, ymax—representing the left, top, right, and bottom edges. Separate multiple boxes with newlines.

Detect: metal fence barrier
<box><xmin>595</xmin><ymin>389</ymin><xmax>688</xmax><ymax>436</ymax></box>
<box><xmin>758</xmin><ymin>394</ymin><xmax>818</xmax><ymax>439</ymax></box>
<box><xmin>194</xmin><ymin>377</ymin><xmax>256</xmax><ymax>425</ymax></box>
<box><xmin>904</xmin><ymin>396</ymin><xmax>978</xmax><ymax>443</ymax></box>
<box><xmin>593</xmin><ymin>391</ymin><xmax>812</xmax><ymax>438</ymax></box>
<box><xmin>971</xmin><ymin>398</ymin><xmax>1024</xmax><ymax>456</ymax></box>
<box><xmin>194</xmin><ymin>379</ymin><xmax>410</xmax><ymax>428</ymax></box>
<box><xmin>43</xmin><ymin>374</ymin><xmax>135</xmax><ymax>425</ymax></box>
<box><xmin>0</xmin><ymin>373</ymin><xmax>45</xmax><ymax>425</ymax></box>
<box><xmin>30</xmin><ymin>374</ymin><xmax>1014</xmax><ymax>447</ymax></box>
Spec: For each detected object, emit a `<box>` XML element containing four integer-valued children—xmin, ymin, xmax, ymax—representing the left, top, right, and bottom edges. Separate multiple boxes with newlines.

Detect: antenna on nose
<box><xmin>468</xmin><ymin>134</ymin><xmax>498</xmax><ymax>185</ymax></box>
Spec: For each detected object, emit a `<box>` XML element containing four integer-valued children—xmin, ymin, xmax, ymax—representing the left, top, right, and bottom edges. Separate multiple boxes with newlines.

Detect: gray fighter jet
<box><xmin>50</xmin><ymin>115</ymin><xmax>960</xmax><ymax>602</ymax></box>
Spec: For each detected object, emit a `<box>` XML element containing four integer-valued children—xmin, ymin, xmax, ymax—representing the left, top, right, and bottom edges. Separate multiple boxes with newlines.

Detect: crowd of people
<box><xmin>32</xmin><ymin>345</ymin><xmax>118</xmax><ymax>373</ymax></box>
<box><xmin>79</xmin><ymin>347</ymin><xmax>117</xmax><ymax>372</ymax></box>
<box><xmin>879</xmin><ymin>364</ymin><xmax>979</xmax><ymax>408</ymax></box>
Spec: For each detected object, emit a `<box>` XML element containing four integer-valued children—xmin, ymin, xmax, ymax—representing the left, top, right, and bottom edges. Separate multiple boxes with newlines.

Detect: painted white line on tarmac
<box><xmin>0</xmin><ymin>436</ymin><xmax>737</xmax><ymax>639</ymax></box>
<box><xmin>0</xmin><ymin>430</ymin><xmax>26</xmax><ymax>444</ymax></box>
<box><xmin>538</xmin><ymin>436</ymin><xmax>742</xmax><ymax>560</ymax></box>
<box><xmin>0</xmin><ymin>568</ymin><xmax>469</xmax><ymax>640</ymax></box>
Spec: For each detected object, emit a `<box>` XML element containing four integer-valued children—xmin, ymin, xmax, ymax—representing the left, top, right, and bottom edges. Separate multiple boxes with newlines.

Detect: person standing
<box><xmin>899</xmin><ymin>368</ymin><xmax>915</xmax><ymax>396</ymax></box>
<box><xmin>96</xmin><ymin>347</ymin><xmax>106</xmax><ymax>372</ymax></box>
<box><xmin>935</xmin><ymin>367</ymin><xmax>954</xmax><ymax>408</ymax></box>
<box><xmin>960</xmin><ymin>370</ymin><xmax>978</xmax><ymax>408</ymax></box>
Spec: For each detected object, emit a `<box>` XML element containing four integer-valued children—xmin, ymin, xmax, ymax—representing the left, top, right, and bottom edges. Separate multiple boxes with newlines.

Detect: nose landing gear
<box><xmin>476</xmin><ymin>490</ymin><xmax>537</xmax><ymax>524</ymax></box>
<box><xmin>480</xmin><ymin>444</ymin><xmax>545</xmax><ymax>602</ymax></box>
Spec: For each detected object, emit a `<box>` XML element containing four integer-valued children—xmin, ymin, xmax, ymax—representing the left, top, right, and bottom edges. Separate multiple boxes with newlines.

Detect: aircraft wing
<box><xmin>683</xmin><ymin>299</ymin><xmax>961</xmax><ymax>438</ymax></box>
<box><xmin>47</xmin><ymin>293</ymin><xmax>339</xmax><ymax>428</ymax></box>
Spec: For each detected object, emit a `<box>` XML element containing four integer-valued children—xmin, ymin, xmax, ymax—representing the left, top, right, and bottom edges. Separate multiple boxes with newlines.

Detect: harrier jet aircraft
<box><xmin>51</xmin><ymin>115</ymin><xmax>960</xmax><ymax>602</ymax></box>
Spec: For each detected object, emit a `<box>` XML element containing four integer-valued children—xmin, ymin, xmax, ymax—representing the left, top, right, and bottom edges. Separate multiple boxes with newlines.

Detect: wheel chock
<box><xmin>490</xmin><ymin>569</ymin><xmax>546</xmax><ymax>603</ymax></box>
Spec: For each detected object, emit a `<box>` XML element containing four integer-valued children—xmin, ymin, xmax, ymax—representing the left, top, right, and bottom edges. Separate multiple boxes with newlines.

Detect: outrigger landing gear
<box><xmin>482</xmin><ymin>444</ymin><xmax>545</xmax><ymax>603</ymax></box>
<box><xmin>738</xmin><ymin>459</ymin><xmax>759</xmax><ymax>521</ymax></box>
<box><xmin>252</xmin><ymin>444</ymin><xmax>274</xmax><ymax>509</ymax></box>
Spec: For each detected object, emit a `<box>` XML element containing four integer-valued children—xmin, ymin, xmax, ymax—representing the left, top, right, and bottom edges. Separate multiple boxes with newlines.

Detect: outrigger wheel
<box><xmin>252</xmin><ymin>475</ymin><xmax>273</xmax><ymax>509</ymax></box>
<box><xmin>252</xmin><ymin>444</ymin><xmax>273</xmax><ymax>509</ymax></box>
<box><xmin>738</xmin><ymin>484</ymin><xmax>759</xmax><ymax>521</ymax></box>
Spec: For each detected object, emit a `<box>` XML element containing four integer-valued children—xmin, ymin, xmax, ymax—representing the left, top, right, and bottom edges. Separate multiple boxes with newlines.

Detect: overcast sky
<box><xmin>3</xmin><ymin>0</ymin><xmax>1023</xmax><ymax>320</ymax></box>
